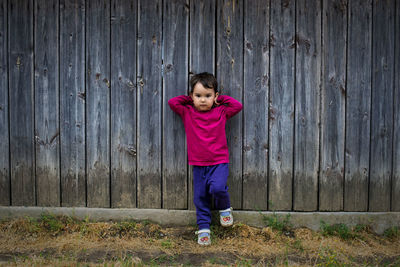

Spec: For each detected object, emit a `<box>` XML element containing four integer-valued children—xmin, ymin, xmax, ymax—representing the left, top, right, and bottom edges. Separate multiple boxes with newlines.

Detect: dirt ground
<box><xmin>0</xmin><ymin>214</ymin><xmax>399</xmax><ymax>266</ymax></box>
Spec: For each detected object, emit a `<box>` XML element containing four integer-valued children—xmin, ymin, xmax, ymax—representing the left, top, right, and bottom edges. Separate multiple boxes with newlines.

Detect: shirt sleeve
<box><xmin>217</xmin><ymin>95</ymin><xmax>243</xmax><ymax>119</ymax></box>
<box><xmin>168</xmin><ymin>95</ymin><xmax>193</xmax><ymax>117</ymax></box>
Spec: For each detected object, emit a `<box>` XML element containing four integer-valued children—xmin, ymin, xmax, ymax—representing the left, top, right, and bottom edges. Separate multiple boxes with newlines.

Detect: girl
<box><xmin>168</xmin><ymin>72</ymin><xmax>243</xmax><ymax>245</ymax></box>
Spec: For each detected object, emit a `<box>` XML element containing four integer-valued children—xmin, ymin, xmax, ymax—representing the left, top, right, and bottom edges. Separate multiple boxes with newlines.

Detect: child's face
<box><xmin>190</xmin><ymin>82</ymin><xmax>219</xmax><ymax>112</ymax></box>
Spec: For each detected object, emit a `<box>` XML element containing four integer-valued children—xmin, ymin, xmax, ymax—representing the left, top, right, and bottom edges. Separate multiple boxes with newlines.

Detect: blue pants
<box><xmin>193</xmin><ymin>163</ymin><xmax>231</xmax><ymax>230</ymax></box>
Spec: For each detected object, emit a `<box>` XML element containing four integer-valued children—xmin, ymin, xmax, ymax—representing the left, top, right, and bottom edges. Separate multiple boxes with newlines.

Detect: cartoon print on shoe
<box><xmin>195</xmin><ymin>229</ymin><xmax>211</xmax><ymax>246</ymax></box>
<box><xmin>219</xmin><ymin>207</ymin><xmax>233</xmax><ymax>227</ymax></box>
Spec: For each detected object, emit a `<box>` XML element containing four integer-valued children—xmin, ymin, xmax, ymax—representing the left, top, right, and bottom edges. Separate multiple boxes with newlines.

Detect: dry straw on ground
<box><xmin>0</xmin><ymin>214</ymin><xmax>399</xmax><ymax>266</ymax></box>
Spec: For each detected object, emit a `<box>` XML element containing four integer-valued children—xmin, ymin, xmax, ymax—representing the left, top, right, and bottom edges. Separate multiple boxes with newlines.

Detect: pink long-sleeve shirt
<box><xmin>168</xmin><ymin>95</ymin><xmax>243</xmax><ymax>166</ymax></box>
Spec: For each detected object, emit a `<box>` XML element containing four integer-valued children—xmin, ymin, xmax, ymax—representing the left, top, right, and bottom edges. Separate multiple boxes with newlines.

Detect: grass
<box><xmin>291</xmin><ymin>239</ymin><xmax>304</xmax><ymax>252</ymax></box>
<box><xmin>261</xmin><ymin>212</ymin><xmax>293</xmax><ymax>234</ymax></box>
<box><xmin>384</xmin><ymin>226</ymin><xmax>399</xmax><ymax>239</ymax></box>
<box><xmin>161</xmin><ymin>239</ymin><xmax>173</xmax><ymax>249</ymax></box>
<box><xmin>208</xmin><ymin>257</ymin><xmax>228</xmax><ymax>265</ymax></box>
<box><xmin>39</xmin><ymin>213</ymin><xmax>66</xmax><ymax>233</ymax></box>
<box><xmin>320</xmin><ymin>220</ymin><xmax>356</xmax><ymax>240</ymax></box>
<box><xmin>317</xmin><ymin>246</ymin><xmax>350</xmax><ymax>267</ymax></box>
<box><xmin>235</xmin><ymin>258</ymin><xmax>253</xmax><ymax>267</ymax></box>
<box><xmin>0</xmin><ymin>213</ymin><xmax>399</xmax><ymax>266</ymax></box>
<box><xmin>149</xmin><ymin>254</ymin><xmax>177</xmax><ymax>265</ymax></box>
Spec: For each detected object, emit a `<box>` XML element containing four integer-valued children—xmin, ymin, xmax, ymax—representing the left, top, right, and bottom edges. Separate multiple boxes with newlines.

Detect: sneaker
<box><xmin>219</xmin><ymin>207</ymin><xmax>233</xmax><ymax>227</ymax></box>
<box><xmin>195</xmin><ymin>229</ymin><xmax>211</xmax><ymax>246</ymax></box>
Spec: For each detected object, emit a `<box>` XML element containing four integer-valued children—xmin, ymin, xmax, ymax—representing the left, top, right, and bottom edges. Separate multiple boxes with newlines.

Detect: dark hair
<box><xmin>190</xmin><ymin>72</ymin><xmax>218</xmax><ymax>93</ymax></box>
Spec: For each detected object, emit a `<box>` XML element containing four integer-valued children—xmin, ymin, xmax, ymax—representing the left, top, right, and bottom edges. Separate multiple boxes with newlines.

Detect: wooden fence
<box><xmin>0</xmin><ymin>0</ymin><xmax>399</xmax><ymax>212</ymax></box>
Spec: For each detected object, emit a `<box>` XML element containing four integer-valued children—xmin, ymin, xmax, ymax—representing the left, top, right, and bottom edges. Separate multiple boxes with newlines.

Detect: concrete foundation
<box><xmin>0</xmin><ymin>206</ymin><xmax>399</xmax><ymax>234</ymax></box>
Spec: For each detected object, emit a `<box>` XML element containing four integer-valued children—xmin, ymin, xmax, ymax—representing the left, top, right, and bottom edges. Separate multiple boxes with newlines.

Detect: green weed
<box><xmin>141</xmin><ymin>219</ymin><xmax>151</xmax><ymax>226</ymax></box>
<box><xmin>262</xmin><ymin>212</ymin><xmax>292</xmax><ymax>234</ymax></box>
<box><xmin>150</xmin><ymin>254</ymin><xmax>176</xmax><ymax>265</ymax></box>
<box><xmin>235</xmin><ymin>258</ymin><xmax>253</xmax><ymax>267</ymax></box>
<box><xmin>320</xmin><ymin>221</ymin><xmax>355</xmax><ymax>240</ymax></box>
<box><xmin>39</xmin><ymin>213</ymin><xmax>65</xmax><ymax>233</ymax></box>
<box><xmin>383</xmin><ymin>226</ymin><xmax>399</xmax><ymax>239</ymax></box>
<box><xmin>24</xmin><ymin>216</ymin><xmax>41</xmax><ymax>233</ymax></box>
<box><xmin>161</xmin><ymin>239</ymin><xmax>173</xmax><ymax>249</ymax></box>
<box><xmin>208</xmin><ymin>257</ymin><xmax>228</xmax><ymax>265</ymax></box>
<box><xmin>110</xmin><ymin>220</ymin><xmax>138</xmax><ymax>237</ymax></box>
<box><xmin>353</xmin><ymin>224</ymin><xmax>370</xmax><ymax>233</ymax></box>
<box><xmin>317</xmin><ymin>246</ymin><xmax>350</xmax><ymax>267</ymax></box>
<box><xmin>292</xmin><ymin>239</ymin><xmax>304</xmax><ymax>252</ymax></box>
<box><xmin>112</xmin><ymin>255</ymin><xmax>143</xmax><ymax>267</ymax></box>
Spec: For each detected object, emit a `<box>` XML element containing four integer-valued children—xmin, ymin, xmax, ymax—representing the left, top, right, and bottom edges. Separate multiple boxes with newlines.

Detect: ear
<box><xmin>214</xmin><ymin>92</ymin><xmax>219</xmax><ymax>104</ymax></box>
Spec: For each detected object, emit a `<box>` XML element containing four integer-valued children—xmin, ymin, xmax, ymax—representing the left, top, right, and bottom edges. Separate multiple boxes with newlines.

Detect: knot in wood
<box><xmin>103</xmin><ymin>78</ymin><xmax>110</xmax><ymax>88</ymax></box>
<box><xmin>165</xmin><ymin>64</ymin><xmax>173</xmax><ymax>72</ymax></box>
<box><xmin>245</xmin><ymin>41</ymin><xmax>253</xmax><ymax>50</ymax></box>
<box><xmin>16</xmin><ymin>56</ymin><xmax>21</xmax><ymax>69</ymax></box>
<box><xmin>77</xmin><ymin>91</ymin><xmax>86</xmax><ymax>100</ymax></box>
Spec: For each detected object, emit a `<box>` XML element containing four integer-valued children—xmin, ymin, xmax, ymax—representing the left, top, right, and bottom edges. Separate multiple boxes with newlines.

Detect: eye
<box><xmin>206</xmin><ymin>94</ymin><xmax>212</xmax><ymax>98</ymax></box>
<box><xmin>195</xmin><ymin>94</ymin><xmax>201</xmax><ymax>97</ymax></box>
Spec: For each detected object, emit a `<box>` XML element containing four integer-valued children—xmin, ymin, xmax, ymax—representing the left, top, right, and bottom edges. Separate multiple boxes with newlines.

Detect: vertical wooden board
<box><xmin>393</xmin><ymin>0</ymin><xmax>400</xmax><ymax>212</ymax></box>
<box><xmin>162</xmin><ymin>0</ymin><xmax>189</xmax><ymax>209</ymax></box>
<box><xmin>86</xmin><ymin>0</ymin><xmax>111</xmax><ymax>208</ymax></box>
<box><xmin>9</xmin><ymin>0</ymin><xmax>35</xmax><ymax>206</ymax></box>
<box><xmin>189</xmin><ymin>0</ymin><xmax>215</xmax><ymax>75</ymax></box>
<box><xmin>344</xmin><ymin>0</ymin><xmax>371</xmax><ymax>211</ymax></box>
<box><xmin>243</xmin><ymin>0</ymin><xmax>269</xmax><ymax>210</ymax></box>
<box><xmin>268</xmin><ymin>0</ymin><xmax>295</xmax><ymax>211</ymax></box>
<box><xmin>294</xmin><ymin>0</ymin><xmax>321</xmax><ymax>211</ymax></box>
<box><xmin>319</xmin><ymin>0</ymin><xmax>347</xmax><ymax>211</ymax></box>
<box><xmin>369</xmin><ymin>0</ymin><xmax>394</xmax><ymax>211</ymax></box>
<box><xmin>0</xmin><ymin>0</ymin><xmax>9</xmax><ymax>205</ymax></box>
<box><xmin>60</xmin><ymin>0</ymin><xmax>86</xmax><ymax>207</ymax></box>
<box><xmin>188</xmin><ymin>0</ymin><xmax>216</xmax><ymax>210</ymax></box>
<box><xmin>217</xmin><ymin>0</ymin><xmax>243</xmax><ymax>209</ymax></box>
<box><xmin>34</xmin><ymin>0</ymin><xmax>60</xmax><ymax>207</ymax></box>
<box><xmin>110</xmin><ymin>0</ymin><xmax>137</xmax><ymax>208</ymax></box>
<box><xmin>137</xmin><ymin>0</ymin><xmax>162</xmax><ymax>208</ymax></box>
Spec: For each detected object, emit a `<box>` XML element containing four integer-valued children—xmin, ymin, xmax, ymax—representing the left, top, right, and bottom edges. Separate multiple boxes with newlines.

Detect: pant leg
<box><xmin>193</xmin><ymin>166</ymin><xmax>212</xmax><ymax>230</ymax></box>
<box><xmin>207</xmin><ymin>163</ymin><xmax>231</xmax><ymax>210</ymax></box>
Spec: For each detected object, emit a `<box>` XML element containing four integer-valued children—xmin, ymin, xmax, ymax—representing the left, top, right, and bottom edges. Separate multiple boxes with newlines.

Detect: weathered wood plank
<box><xmin>393</xmin><ymin>0</ymin><xmax>400</xmax><ymax>212</ymax></box>
<box><xmin>9</xmin><ymin>0</ymin><xmax>35</xmax><ymax>206</ymax></box>
<box><xmin>319</xmin><ymin>0</ymin><xmax>347</xmax><ymax>211</ymax></box>
<box><xmin>60</xmin><ymin>0</ymin><xmax>86</xmax><ymax>207</ymax></box>
<box><xmin>34</xmin><ymin>0</ymin><xmax>60</xmax><ymax>207</ymax></box>
<box><xmin>188</xmin><ymin>0</ymin><xmax>216</xmax><ymax>210</ymax></box>
<box><xmin>3</xmin><ymin>0</ymin><xmax>399</xmax><ymax>212</ymax></box>
<box><xmin>243</xmin><ymin>0</ymin><xmax>269</xmax><ymax>210</ymax></box>
<box><xmin>369</xmin><ymin>0</ymin><xmax>395</xmax><ymax>212</ymax></box>
<box><xmin>0</xmin><ymin>0</ymin><xmax>9</xmax><ymax>206</ymax></box>
<box><xmin>137</xmin><ymin>0</ymin><xmax>162</xmax><ymax>208</ymax></box>
<box><xmin>189</xmin><ymin>0</ymin><xmax>215</xmax><ymax>75</ymax></box>
<box><xmin>110</xmin><ymin>0</ymin><xmax>137</xmax><ymax>208</ymax></box>
<box><xmin>268</xmin><ymin>0</ymin><xmax>294</xmax><ymax>211</ymax></box>
<box><xmin>294</xmin><ymin>0</ymin><xmax>321</xmax><ymax>211</ymax></box>
<box><xmin>86</xmin><ymin>0</ymin><xmax>111</xmax><ymax>208</ymax></box>
<box><xmin>217</xmin><ymin>0</ymin><xmax>243</xmax><ymax>209</ymax></box>
<box><xmin>344</xmin><ymin>0</ymin><xmax>371</xmax><ymax>211</ymax></box>
<box><xmin>162</xmin><ymin>0</ymin><xmax>189</xmax><ymax>209</ymax></box>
